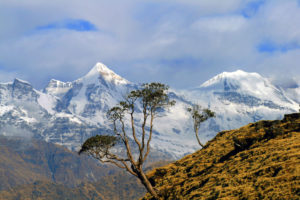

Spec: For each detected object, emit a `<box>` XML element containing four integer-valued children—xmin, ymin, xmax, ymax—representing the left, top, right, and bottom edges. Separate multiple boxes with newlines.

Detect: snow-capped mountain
<box><xmin>0</xmin><ymin>63</ymin><xmax>298</xmax><ymax>158</ymax></box>
<box><xmin>53</xmin><ymin>63</ymin><xmax>135</xmax><ymax>123</ymax></box>
<box><xmin>195</xmin><ymin>70</ymin><xmax>294</xmax><ymax>107</ymax></box>
<box><xmin>181</xmin><ymin>70</ymin><xmax>298</xmax><ymax>136</ymax></box>
<box><xmin>0</xmin><ymin>77</ymin><xmax>110</xmax><ymax>151</ymax></box>
<box><xmin>44</xmin><ymin>63</ymin><xmax>196</xmax><ymax>157</ymax></box>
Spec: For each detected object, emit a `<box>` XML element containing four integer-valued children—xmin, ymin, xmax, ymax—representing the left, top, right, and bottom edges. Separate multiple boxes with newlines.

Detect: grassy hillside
<box><xmin>143</xmin><ymin>113</ymin><xmax>300</xmax><ymax>199</ymax></box>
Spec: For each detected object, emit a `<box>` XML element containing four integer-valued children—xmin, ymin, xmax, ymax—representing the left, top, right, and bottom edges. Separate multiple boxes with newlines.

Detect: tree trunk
<box><xmin>195</xmin><ymin>127</ymin><xmax>204</xmax><ymax>148</ymax></box>
<box><xmin>138</xmin><ymin>169</ymin><xmax>160</xmax><ymax>199</ymax></box>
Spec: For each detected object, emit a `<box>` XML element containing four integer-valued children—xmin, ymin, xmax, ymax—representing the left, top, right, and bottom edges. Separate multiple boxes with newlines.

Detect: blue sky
<box><xmin>0</xmin><ymin>0</ymin><xmax>299</xmax><ymax>89</ymax></box>
<box><xmin>37</xmin><ymin>19</ymin><xmax>98</xmax><ymax>32</ymax></box>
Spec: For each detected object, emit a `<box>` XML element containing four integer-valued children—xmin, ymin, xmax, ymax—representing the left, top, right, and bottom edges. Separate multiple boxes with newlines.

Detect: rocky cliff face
<box><xmin>143</xmin><ymin>113</ymin><xmax>300</xmax><ymax>199</ymax></box>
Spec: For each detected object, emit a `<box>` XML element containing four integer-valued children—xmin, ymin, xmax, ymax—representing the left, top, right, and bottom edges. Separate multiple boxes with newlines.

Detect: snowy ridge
<box><xmin>13</xmin><ymin>78</ymin><xmax>32</xmax><ymax>85</ymax></box>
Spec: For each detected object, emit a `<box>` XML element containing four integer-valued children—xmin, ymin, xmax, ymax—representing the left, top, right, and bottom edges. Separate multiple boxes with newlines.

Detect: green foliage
<box><xmin>107</xmin><ymin>82</ymin><xmax>175</xmax><ymax>120</ymax></box>
<box><xmin>137</xmin><ymin>82</ymin><xmax>175</xmax><ymax>111</ymax></box>
<box><xmin>79</xmin><ymin>135</ymin><xmax>118</xmax><ymax>156</ymax></box>
<box><xmin>187</xmin><ymin>105</ymin><xmax>215</xmax><ymax>124</ymax></box>
<box><xmin>107</xmin><ymin>106</ymin><xmax>125</xmax><ymax>121</ymax></box>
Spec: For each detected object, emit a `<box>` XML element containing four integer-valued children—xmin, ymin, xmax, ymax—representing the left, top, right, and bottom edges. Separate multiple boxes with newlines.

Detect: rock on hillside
<box><xmin>143</xmin><ymin>113</ymin><xmax>300</xmax><ymax>200</ymax></box>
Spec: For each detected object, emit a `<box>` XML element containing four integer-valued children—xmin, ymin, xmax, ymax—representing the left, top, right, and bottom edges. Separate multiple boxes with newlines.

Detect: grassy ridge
<box><xmin>143</xmin><ymin>113</ymin><xmax>300</xmax><ymax>199</ymax></box>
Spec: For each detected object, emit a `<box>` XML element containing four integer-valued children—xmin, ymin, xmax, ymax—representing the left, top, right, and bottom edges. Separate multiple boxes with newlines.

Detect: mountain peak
<box><xmin>81</xmin><ymin>62</ymin><xmax>129</xmax><ymax>85</ymax></box>
<box><xmin>86</xmin><ymin>62</ymin><xmax>112</xmax><ymax>76</ymax></box>
<box><xmin>200</xmin><ymin>70</ymin><xmax>262</xmax><ymax>88</ymax></box>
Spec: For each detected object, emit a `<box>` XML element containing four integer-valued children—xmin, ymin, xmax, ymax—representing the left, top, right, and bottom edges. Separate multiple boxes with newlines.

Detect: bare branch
<box><xmin>119</xmin><ymin>118</ymin><xmax>137</xmax><ymax>166</ymax></box>
<box><xmin>143</xmin><ymin>111</ymin><xmax>154</xmax><ymax>163</ymax></box>
<box><xmin>130</xmin><ymin>112</ymin><xmax>142</xmax><ymax>152</ymax></box>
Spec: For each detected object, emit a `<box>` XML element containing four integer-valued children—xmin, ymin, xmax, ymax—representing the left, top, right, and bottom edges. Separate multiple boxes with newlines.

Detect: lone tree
<box><xmin>187</xmin><ymin>104</ymin><xmax>215</xmax><ymax>148</ymax></box>
<box><xmin>79</xmin><ymin>82</ymin><xmax>175</xmax><ymax>199</ymax></box>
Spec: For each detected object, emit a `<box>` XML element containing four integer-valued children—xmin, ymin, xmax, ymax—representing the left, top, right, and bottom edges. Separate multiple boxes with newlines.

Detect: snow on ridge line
<box><xmin>48</xmin><ymin>79</ymin><xmax>73</xmax><ymax>87</ymax></box>
<box><xmin>13</xmin><ymin>78</ymin><xmax>32</xmax><ymax>85</ymax></box>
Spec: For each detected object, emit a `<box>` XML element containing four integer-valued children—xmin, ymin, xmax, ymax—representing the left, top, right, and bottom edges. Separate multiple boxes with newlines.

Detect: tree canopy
<box><xmin>187</xmin><ymin>104</ymin><xmax>215</xmax><ymax>147</ymax></box>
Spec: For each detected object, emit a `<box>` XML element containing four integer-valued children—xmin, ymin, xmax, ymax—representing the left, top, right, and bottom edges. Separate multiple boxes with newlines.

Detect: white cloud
<box><xmin>0</xmin><ymin>0</ymin><xmax>299</xmax><ymax>89</ymax></box>
<box><xmin>192</xmin><ymin>15</ymin><xmax>246</xmax><ymax>33</ymax></box>
<box><xmin>252</xmin><ymin>0</ymin><xmax>300</xmax><ymax>43</ymax></box>
<box><xmin>0</xmin><ymin>125</ymin><xmax>33</xmax><ymax>139</ymax></box>
<box><xmin>0</xmin><ymin>70</ymin><xmax>18</xmax><ymax>83</ymax></box>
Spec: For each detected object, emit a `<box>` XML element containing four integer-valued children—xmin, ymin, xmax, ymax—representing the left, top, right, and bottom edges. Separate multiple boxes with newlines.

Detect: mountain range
<box><xmin>0</xmin><ymin>62</ymin><xmax>298</xmax><ymax>158</ymax></box>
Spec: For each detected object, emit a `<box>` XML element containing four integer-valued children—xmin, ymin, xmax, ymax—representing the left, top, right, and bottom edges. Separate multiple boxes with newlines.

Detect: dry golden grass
<box><xmin>143</xmin><ymin>113</ymin><xmax>300</xmax><ymax>200</ymax></box>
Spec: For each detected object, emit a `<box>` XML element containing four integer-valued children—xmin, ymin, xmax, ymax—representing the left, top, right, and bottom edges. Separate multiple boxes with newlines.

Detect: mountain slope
<box><xmin>143</xmin><ymin>113</ymin><xmax>300</xmax><ymax>199</ymax></box>
<box><xmin>0</xmin><ymin>181</ymin><xmax>107</xmax><ymax>200</ymax></box>
<box><xmin>0</xmin><ymin>136</ymin><xmax>112</xmax><ymax>190</ymax></box>
<box><xmin>0</xmin><ymin>136</ymin><xmax>146</xmax><ymax>200</ymax></box>
<box><xmin>0</xmin><ymin>175</ymin><xmax>146</xmax><ymax>200</ymax></box>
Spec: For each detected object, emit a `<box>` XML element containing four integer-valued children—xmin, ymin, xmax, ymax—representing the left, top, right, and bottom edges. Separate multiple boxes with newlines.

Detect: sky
<box><xmin>0</xmin><ymin>0</ymin><xmax>299</xmax><ymax>89</ymax></box>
